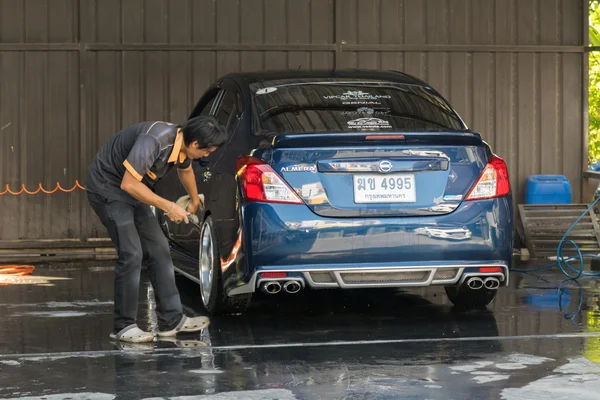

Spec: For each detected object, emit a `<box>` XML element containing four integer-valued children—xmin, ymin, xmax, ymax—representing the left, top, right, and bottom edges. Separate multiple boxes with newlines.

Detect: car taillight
<box><xmin>465</xmin><ymin>155</ymin><xmax>511</xmax><ymax>201</ymax></box>
<box><xmin>236</xmin><ymin>157</ymin><xmax>303</xmax><ymax>204</ymax></box>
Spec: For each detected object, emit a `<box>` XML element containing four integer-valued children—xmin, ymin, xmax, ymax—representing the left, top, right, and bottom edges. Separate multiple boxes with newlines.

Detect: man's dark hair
<box><xmin>180</xmin><ymin>116</ymin><xmax>228</xmax><ymax>148</ymax></box>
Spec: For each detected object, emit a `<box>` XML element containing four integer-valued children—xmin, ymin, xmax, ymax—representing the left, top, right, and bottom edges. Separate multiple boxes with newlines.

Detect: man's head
<box><xmin>179</xmin><ymin>116</ymin><xmax>228</xmax><ymax>159</ymax></box>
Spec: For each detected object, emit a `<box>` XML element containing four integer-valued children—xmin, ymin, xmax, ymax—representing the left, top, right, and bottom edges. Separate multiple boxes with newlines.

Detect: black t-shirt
<box><xmin>86</xmin><ymin>121</ymin><xmax>191</xmax><ymax>204</ymax></box>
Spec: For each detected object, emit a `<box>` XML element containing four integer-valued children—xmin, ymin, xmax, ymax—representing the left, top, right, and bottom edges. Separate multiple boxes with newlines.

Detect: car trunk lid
<box><xmin>267</xmin><ymin>132</ymin><xmax>489</xmax><ymax>218</ymax></box>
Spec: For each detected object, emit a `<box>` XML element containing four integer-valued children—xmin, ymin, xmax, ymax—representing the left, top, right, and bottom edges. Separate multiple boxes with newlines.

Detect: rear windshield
<box><xmin>250</xmin><ymin>79</ymin><xmax>466</xmax><ymax>134</ymax></box>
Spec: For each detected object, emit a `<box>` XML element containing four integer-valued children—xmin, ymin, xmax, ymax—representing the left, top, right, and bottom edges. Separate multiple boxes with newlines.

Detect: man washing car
<box><xmin>85</xmin><ymin>116</ymin><xmax>227</xmax><ymax>343</ymax></box>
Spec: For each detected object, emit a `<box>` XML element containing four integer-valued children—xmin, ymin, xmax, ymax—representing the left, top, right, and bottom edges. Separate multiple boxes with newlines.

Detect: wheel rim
<box><xmin>199</xmin><ymin>223</ymin><xmax>214</xmax><ymax>307</ymax></box>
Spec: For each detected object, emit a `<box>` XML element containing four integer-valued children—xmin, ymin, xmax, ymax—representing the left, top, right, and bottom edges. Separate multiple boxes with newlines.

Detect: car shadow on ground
<box><xmin>173</xmin><ymin>274</ymin><xmax>502</xmax><ymax>351</ymax></box>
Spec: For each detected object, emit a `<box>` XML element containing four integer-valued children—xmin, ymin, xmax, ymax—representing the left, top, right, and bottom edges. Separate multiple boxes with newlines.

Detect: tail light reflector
<box><xmin>236</xmin><ymin>157</ymin><xmax>303</xmax><ymax>204</ymax></box>
<box><xmin>479</xmin><ymin>267</ymin><xmax>502</xmax><ymax>273</ymax></box>
<box><xmin>260</xmin><ymin>272</ymin><xmax>287</xmax><ymax>279</ymax></box>
<box><xmin>465</xmin><ymin>155</ymin><xmax>511</xmax><ymax>201</ymax></box>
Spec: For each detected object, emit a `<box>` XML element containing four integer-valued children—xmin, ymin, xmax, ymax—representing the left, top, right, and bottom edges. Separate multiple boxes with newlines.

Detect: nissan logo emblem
<box><xmin>379</xmin><ymin>160</ymin><xmax>393</xmax><ymax>173</ymax></box>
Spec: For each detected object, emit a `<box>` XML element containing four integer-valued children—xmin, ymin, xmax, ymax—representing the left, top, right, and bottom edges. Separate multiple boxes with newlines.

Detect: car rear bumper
<box><xmin>228</xmin><ymin>261</ymin><xmax>509</xmax><ymax>295</ymax></box>
<box><xmin>226</xmin><ymin>197</ymin><xmax>513</xmax><ymax>296</ymax></box>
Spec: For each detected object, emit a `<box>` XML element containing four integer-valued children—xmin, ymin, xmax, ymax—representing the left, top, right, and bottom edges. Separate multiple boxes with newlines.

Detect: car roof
<box><xmin>220</xmin><ymin>69</ymin><xmax>430</xmax><ymax>88</ymax></box>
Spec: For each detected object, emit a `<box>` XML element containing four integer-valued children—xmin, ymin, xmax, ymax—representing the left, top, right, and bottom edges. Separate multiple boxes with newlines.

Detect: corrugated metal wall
<box><xmin>0</xmin><ymin>0</ymin><xmax>586</xmax><ymax>242</ymax></box>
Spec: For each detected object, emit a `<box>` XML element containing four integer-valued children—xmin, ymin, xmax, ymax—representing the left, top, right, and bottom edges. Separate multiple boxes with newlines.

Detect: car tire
<box><xmin>199</xmin><ymin>215</ymin><xmax>252</xmax><ymax>316</ymax></box>
<box><xmin>444</xmin><ymin>284</ymin><xmax>497</xmax><ymax>309</ymax></box>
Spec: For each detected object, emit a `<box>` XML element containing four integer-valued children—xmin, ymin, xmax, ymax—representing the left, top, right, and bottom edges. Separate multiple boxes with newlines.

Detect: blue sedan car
<box><xmin>153</xmin><ymin>69</ymin><xmax>514</xmax><ymax>315</ymax></box>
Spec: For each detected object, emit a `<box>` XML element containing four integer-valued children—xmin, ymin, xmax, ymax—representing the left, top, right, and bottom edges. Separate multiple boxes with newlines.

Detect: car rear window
<box><xmin>250</xmin><ymin>79</ymin><xmax>466</xmax><ymax>134</ymax></box>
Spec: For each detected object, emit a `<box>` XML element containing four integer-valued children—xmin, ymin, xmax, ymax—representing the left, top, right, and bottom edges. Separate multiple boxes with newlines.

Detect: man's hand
<box><xmin>185</xmin><ymin>193</ymin><xmax>204</xmax><ymax>215</ymax></box>
<box><xmin>165</xmin><ymin>202</ymin><xmax>189</xmax><ymax>224</ymax></box>
<box><xmin>186</xmin><ymin>199</ymin><xmax>200</xmax><ymax>215</ymax></box>
<box><xmin>121</xmin><ymin>171</ymin><xmax>189</xmax><ymax>222</ymax></box>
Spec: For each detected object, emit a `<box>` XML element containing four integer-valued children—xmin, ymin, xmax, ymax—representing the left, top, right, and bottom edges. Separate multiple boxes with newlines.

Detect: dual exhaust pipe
<box><xmin>466</xmin><ymin>276</ymin><xmax>500</xmax><ymax>290</ymax></box>
<box><xmin>261</xmin><ymin>280</ymin><xmax>303</xmax><ymax>295</ymax></box>
<box><xmin>263</xmin><ymin>276</ymin><xmax>500</xmax><ymax>294</ymax></box>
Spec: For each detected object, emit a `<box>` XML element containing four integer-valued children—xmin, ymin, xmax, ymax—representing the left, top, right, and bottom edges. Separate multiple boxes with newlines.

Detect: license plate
<box><xmin>353</xmin><ymin>174</ymin><xmax>416</xmax><ymax>203</ymax></box>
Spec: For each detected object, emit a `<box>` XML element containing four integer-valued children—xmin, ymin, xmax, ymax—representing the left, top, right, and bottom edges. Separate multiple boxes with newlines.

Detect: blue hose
<box><xmin>512</xmin><ymin>195</ymin><xmax>600</xmax><ymax>279</ymax></box>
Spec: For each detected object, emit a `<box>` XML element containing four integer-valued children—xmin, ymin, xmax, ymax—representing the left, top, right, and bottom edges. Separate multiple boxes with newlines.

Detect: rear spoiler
<box><xmin>270</xmin><ymin>132</ymin><xmax>483</xmax><ymax>148</ymax></box>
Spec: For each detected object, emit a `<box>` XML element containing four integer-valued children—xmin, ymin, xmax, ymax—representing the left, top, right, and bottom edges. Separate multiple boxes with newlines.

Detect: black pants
<box><xmin>87</xmin><ymin>191</ymin><xmax>183</xmax><ymax>333</ymax></box>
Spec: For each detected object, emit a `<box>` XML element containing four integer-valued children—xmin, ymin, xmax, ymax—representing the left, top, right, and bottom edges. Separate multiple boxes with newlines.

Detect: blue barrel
<box><xmin>525</xmin><ymin>175</ymin><xmax>571</xmax><ymax>204</ymax></box>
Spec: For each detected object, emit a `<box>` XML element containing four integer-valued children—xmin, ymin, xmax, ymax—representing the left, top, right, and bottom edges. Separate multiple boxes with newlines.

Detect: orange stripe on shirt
<box><xmin>123</xmin><ymin>160</ymin><xmax>143</xmax><ymax>181</ymax></box>
<box><xmin>168</xmin><ymin>129</ymin><xmax>185</xmax><ymax>163</ymax></box>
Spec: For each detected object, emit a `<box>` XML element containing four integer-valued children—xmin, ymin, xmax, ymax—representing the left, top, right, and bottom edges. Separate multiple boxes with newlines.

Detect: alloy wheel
<box><xmin>199</xmin><ymin>222</ymin><xmax>214</xmax><ymax>307</ymax></box>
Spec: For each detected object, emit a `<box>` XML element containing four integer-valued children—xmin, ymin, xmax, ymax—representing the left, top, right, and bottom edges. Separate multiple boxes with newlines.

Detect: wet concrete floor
<box><xmin>1</xmin><ymin>262</ymin><xmax>600</xmax><ymax>399</ymax></box>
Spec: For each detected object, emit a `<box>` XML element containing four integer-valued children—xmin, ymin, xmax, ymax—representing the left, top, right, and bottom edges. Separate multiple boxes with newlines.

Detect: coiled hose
<box><xmin>0</xmin><ymin>265</ymin><xmax>35</xmax><ymax>286</ymax></box>
<box><xmin>0</xmin><ymin>265</ymin><xmax>35</xmax><ymax>276</ymax></box>
<box><xmin>512</xmin><ymin>195</ymin><xmax>600</xmax><ymax>279</ymax></box>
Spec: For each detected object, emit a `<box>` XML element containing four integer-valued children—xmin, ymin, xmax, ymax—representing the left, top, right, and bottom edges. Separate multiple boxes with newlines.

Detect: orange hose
<box><xmin>39</xmin><ymin>184</ymin><xmax>59</xmax><ymax>194</ymax></box>
<box><xmin>0</xmin><ymin>265</ymin><xmax>35</xmax><ymax>276</ymax></box>
<box><xmin>1</xmin><ymin>181</ymin><xmax>86</xmax><ymax>196</ymax></box>
<box><xmin>22</xmin><ymin>184</ymin><xmax>41</xmax><ymax>195</ymax></box>
<box><xmin>6</xmin><ymin>185</ymin><xmax>24</xmax><ymax>195</ymax></box>
<box><xmin>58</xmin><ymin>182</ymin><xmax>81</xmax><ymax>193</ymax></box>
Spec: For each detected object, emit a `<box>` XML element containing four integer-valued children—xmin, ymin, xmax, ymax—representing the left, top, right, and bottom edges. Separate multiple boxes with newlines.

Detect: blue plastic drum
<box><xmin>525</xmin><ymin>175</ymin><xmax>572</xmax><ymax>204</ymax></box>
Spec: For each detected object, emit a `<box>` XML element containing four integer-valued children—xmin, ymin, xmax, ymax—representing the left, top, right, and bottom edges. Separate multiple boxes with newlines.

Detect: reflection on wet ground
<box><xmin>0</xmin><ymin>262</ymin><xmax>600</xmax><ymax>399</ymax></box>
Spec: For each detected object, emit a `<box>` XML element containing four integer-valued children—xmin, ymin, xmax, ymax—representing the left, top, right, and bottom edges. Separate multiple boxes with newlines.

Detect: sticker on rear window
<box><xmin>323</xmin><ymin>90</ymin><xmax>391</xmax><ymax>105</ymax></box>
<box><xmin>341</xmin><ymin>107</ymin><xmax>391</xmax><ymax>117</ymax></box>
<box><xmin>347</xmin><ymin>118</ymin><xmax>392</xmax><ymax>129</ymax></box>
<box><xmin>357</xmin><ymin>107</ymin><xmax>375</xmax><ymax>114</ymax></box>
<box><xmin>255</xmin><ymin>87</ymin><xmax>278</xmax><ymax>95</ymax></box>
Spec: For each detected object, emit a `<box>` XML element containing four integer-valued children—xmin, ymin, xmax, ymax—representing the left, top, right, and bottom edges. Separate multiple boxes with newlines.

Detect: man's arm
<box><xmin>120</xmin><ymin>131</ymin><xmax>189</xmax><ymax>223</ymax></box>
<box><xmin>177</xmin><ymin>167</ymin><xmax>200</xmax><ymax>213</ymax></box>
<box><xmin>121</xmin><ymin>171</ymin><xmax>189</xmax><ymax>223</ymax></box>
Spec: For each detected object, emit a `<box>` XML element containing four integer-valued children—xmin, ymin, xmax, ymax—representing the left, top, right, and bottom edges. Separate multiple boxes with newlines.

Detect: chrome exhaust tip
<box><xmin>261</xmin><ymin>281</ymin><xmax>282</xmax><ymax>295</ymax></box>
<box><xmin>283</xmin><ymin>281</ymin><xmax>302</xmax><ymax>294</ymax></box>
<box><xmin>484</xmin><ymin>277</ymin><xmax>500</xmax><ymax>290</ymax></box>
<box><xmin>466</xmin><ymin>277</ymin><xmax>484</xmax><ymax>290</ymax></box>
